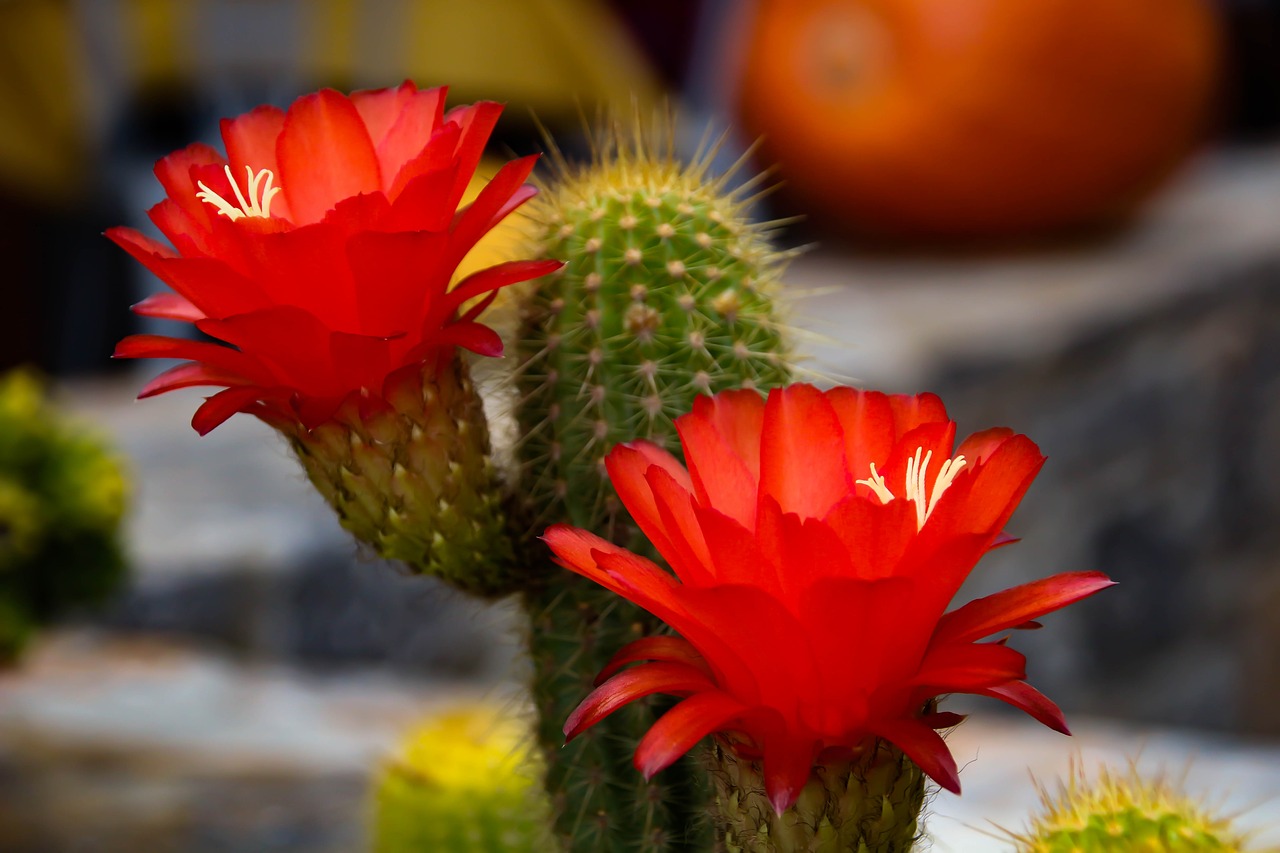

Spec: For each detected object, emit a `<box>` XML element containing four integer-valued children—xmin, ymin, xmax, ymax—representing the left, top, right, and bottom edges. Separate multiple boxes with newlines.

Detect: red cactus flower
<box><xmin>109</xmin><ymin>82</ymin><xmax>560</xmax><ymax>434</ymax></box>
<box><xmin>544</xmin><ymin>384</ymin><xmax>1113</xmax><ymax>814</ymax></box>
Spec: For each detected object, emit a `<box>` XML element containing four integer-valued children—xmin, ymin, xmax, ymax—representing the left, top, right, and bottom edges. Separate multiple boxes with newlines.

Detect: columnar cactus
<box><xmin>1011</xmin><ymin>761</ymin><xmax>1259</xmax><ymax>852</ymax></box>
<box><xmin>371</xmin><ymin>705</ymin><xmax>551</xmax><ymax>852</ymax></box>
<box><xmin>0</xmin><ymin>369</ymin><xmax>129</xmax><ymax>660</ymax></box>
<box><xmin>511</xmin><ymin>121</ymin><xmax>795</xmax><ymax>852</ymax></box>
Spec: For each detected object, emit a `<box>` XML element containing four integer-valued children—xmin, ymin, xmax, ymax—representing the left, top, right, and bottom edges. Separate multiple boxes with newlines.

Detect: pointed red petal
<box><xmin>448</xmin><ymin>154</ymin><xmax>538</xmax><ymax>260</ymax></box>
<box><xmin>981</xmin><ymin>681</ymin><xmax>1070</xmax><ymax>735</ymax></box>
<box><xmin>634</xmin><ymin>692</ymin><xmax>749</xmax><ymax>779</ymax></box>
<box><xmin>871</xmin><ymin>718</ymin><xmax>961</xmax><ymax>794</ymax></box>
<box><xmin>564</xmin><ymin>662</ymin><xmax>716</xmax><ymax>740</ymax></box>
<box><xmin>933</xmin><ymin>571</ymin><xmax>1115</xmax><ymax>647</ymax></box>
<box><xmin>131</xmin><ymin>292</ymin><xmax>204</xmax><ymax>322</ymax></box>
<box><xmin>191</xmin><ymin>386</ymin><xmax>274</xmax><ymax>435</ymax></box>
<box><xmin>441</xmin><ymin>101</ymin><xmax>504</xmax><ymax>210</ymax></box>
<box><xmin>138</xmin><ymin>362</ymin><xmax>245</xmax><ymax>398</ymax></box>
<box><xmin>910</xmin><ymin>642</ymin><xmax>1027</xmax><ymax>694</ymax></box>
<box><xmin>761</xmin><ymin>724</ymin><xmax>818</xmax><ymax>814</ymax></box>
<box><xmin>596</xmin><ymin>636</ymin><xmax>711</xmax><ymax>684</ymax></box>
<box><xmin>436</xmin><ymin>258</ymin><xmax>563</xmax><ymax>322</ymax></box>
<box><xmin>603</xmin><ymin>443</ymin><xmax>683</xmax><ymax>562</ymax></box>
<box><xmin>541</xmin><ymin>525</ymin><xmax>684</xmax><ymax>626</ymax></box>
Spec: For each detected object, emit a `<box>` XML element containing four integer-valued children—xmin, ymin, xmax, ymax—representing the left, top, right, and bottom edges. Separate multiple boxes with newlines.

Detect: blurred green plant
<box><xmin>370</xmin><ymin>704</ymin><xmax>551</xmax><ymax>852</ymax></box>
<box><xmin>0</xmin><ymin>368</ymin><xmax>129</xmax><ymax>660</ymax></box>
<box><xmin>1009</xmin><ymin>759</ymin><xmax>1270</xmax><ymax>852</ymax></box>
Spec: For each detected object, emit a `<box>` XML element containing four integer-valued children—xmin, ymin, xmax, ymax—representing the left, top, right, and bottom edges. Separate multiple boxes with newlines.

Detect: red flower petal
<box><xmin>634</xmin><ymin>692</ymin><xmax>750</xmax><ymax>779</ymax></box>
<box><xmin>871</xmin><ymin>718</ymin><xmax>961</xmax><ymax>794</ymax></box>
<box><xmin>191</xmin><ymin>386</ymin><xmax>281</xmax><ymax>435</ymax></box>
<box><xmin>375</xmin><ymin>86</ymin><xmax>449</xmax><ymax>193</ymax></box>
<box><xmin>131</xmin><ymin>292</ymin><xmax>204</xmax><ymax>322</ymax></box>
<box><xmin>759</xmin><ymin>384</ymin><xmax>851</xmax><ymax>519</ymax></box>
<box><xmin>932</xmin><ymin>571</ymin><xmax>1115</xmax><ymax>647</ymax></box>
<box><xmin>595</xmin><ymin>636</ymin><xmax>712</xmax><ymax>684</ymax></box>
<box><xmin>107</xmin><ymin>227</ymin><xmax>272</xmax><ymax>320</ymax></box>
<box><xmin>138</xmin><ymin>363</ymin><xmax>245</xmax><ymax>398</ymax></box>
<box><xmin>351</xmin><ymin>81</ymin><xmax>419</xmax><ymax>147</ymax></box>
<box><xmin>564</xmin><ymin>661</ymin><xmax>716</xmax><ymax>741</ymax></box>
<box><xmin>981</xmin><ymin>681</ymin><xmax>1069</xmax><ymax>735</ymax></box>
<box><xmin>761</xmin><ymin>719</ymin><xmax>819</xmax><ymax>814</ymax></box>
<box><xmin>277</xmin><ymin>89</ymin><xmax>381</xmax><ymax>224</ymax></box>
<box><xmin>675</xmin><ymin>390</ymin><xmax>763</xmax><ymax>527</ymax></box>
<box><xmin>447</xmin><ymin>154</ymin><xmax>538</xmax><ymax>261</ymax></box>
<box><xmin>826</xmin><ymin>387</ymin><xmax>896</xmax><ymax>486</ymax></box>
<box><xmin>909</xmin><ymin>642</ymin><xmax>1027</xmax><ymax>694</ymax></box>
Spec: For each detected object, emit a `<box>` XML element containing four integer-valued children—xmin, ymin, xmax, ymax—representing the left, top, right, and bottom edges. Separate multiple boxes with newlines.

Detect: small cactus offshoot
<box><xmin>0</xmin><ymin>369</ymin><xmax>129</xmax><ymax>660</ymax></box>
<box><xmin>1010</xmin><ymin>759</ymin><xmax>1264</xmax><ymax>852</ymax></box>
<box><xmin>370</xmin><ymin>704</ymin><xmax>551</xmax><ymax>853</ymax></box>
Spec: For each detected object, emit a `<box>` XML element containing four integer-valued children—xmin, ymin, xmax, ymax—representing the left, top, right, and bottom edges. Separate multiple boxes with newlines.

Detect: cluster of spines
<box><xmin>510</xmin><ymin>118</ymin><xmax>795</xmax><ymax>853</ymax></box>
<box><xmin>1010</xmin><ymin>761</ymin><xmax>1261</xmax><ymax>852</ymax></box>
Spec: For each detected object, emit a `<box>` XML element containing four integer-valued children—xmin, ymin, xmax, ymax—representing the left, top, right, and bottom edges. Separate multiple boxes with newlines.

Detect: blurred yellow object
<box><xmin>0</xmin><ymin>1</ymin><xmax>90</xmax><ymax>202</ymax></box>
<box><xmin>0</xmin><ymin>0</ymin><xmax>658</xmax><ymax>206</ymax></box>
<box><xmin>307</xmin><ymin>0</ymin><xmax>659</xmax><ymax>116</ymax></box>
<box><xmin>370</xmin><ymin>704</ymin><xmax>550</xmax><ymax>852</ymax></box>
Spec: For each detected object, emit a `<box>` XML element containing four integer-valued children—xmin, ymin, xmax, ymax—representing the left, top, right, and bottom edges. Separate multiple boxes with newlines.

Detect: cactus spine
<box><xmin>512</xmin><ymin>120</ymin><xmax>795</xmax><ymax>852</ymax></box>
<box><xmin>1011</xmin><ymin>760</ymin><xmax>1261</xmax><ymax>852</ymax></box>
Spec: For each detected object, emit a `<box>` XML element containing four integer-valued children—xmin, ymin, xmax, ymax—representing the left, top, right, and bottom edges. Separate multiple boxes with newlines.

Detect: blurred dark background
<box><xmin>2</xmin><ymin>1</ymin><xmax>1280</xmax><ymax>849</ymax></box>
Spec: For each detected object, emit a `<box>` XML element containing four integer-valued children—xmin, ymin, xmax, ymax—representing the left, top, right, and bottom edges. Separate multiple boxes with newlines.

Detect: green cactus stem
<box><xmin>512</xmin><ymin>118</ymin><xmax>796</xmax><ymax>853</ymax></box>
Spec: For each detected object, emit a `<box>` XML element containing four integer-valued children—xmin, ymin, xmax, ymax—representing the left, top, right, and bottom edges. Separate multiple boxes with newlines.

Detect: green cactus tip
<box><xmin>1010</xmin><ymin>758</ymin><xmax>1268</xmax><ymax>853</ymax></box>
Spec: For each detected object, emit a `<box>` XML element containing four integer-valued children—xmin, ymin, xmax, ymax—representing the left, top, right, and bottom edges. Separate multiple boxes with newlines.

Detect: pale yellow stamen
<box><xmin>196</xmin><ymin>164</ymin><xmax>281</xmax><ymax>221</ymax></box>
<box><xmin>856</xmin><ymin>446</ymin><xmax>967</xmax><ymax>529</ymax></box>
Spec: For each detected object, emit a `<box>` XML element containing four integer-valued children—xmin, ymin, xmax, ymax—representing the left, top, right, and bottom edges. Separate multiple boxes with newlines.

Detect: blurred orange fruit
<box><xmin>737</xmin><ymin>0</ymin><xmax>1222</xmax><ymax>241</ymax></box>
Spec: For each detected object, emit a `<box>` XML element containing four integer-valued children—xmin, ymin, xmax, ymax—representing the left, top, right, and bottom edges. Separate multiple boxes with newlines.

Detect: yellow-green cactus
<box><xmin>370</xmin><ymin>705</ymin><xmax>551</xmax><ymax>852</ymax></box>
<box><xmin>1011</xmin><ymin>760</ymin><xmax>1265</xmax><ymax>853</ymax></box>
<box><xmin>0</xmin><ymin>369</ymin><xmax>129</xmax><ymax>660</ymax></box>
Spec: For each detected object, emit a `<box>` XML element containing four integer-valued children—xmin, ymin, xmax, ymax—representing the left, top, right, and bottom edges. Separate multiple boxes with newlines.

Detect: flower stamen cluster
<box><xmin>195</xmin><ymin>164</ymin><xmax>281</xmax><ymax>221</ymax></box>
<box><xmin>856</xmin><ymin>445</ymin><xmax>969</xmax><ymax>529</ymax></box>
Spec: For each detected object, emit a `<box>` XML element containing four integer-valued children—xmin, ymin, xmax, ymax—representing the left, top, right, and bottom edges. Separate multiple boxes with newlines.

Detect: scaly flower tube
<box><xmin>543</xmin><ymin>384</ymin><xmax>1113</xmax><ymax>848</ymax></box>
<box><xmin>110</xmin><ymin>83</ymin><xmax>561</xmax><ymax>595</ymax></box>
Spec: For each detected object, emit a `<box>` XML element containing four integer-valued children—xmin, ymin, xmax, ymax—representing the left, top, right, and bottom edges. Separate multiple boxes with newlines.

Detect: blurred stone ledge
<box><xmin>0</xmin><ymin>630</ymin><xmax>511</xmax><ymax>852</ymax></box>
<box><xmin>1</xmin><ymin>632</ymin><xmax>1276</xmax><ymax>853</ymax></box>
